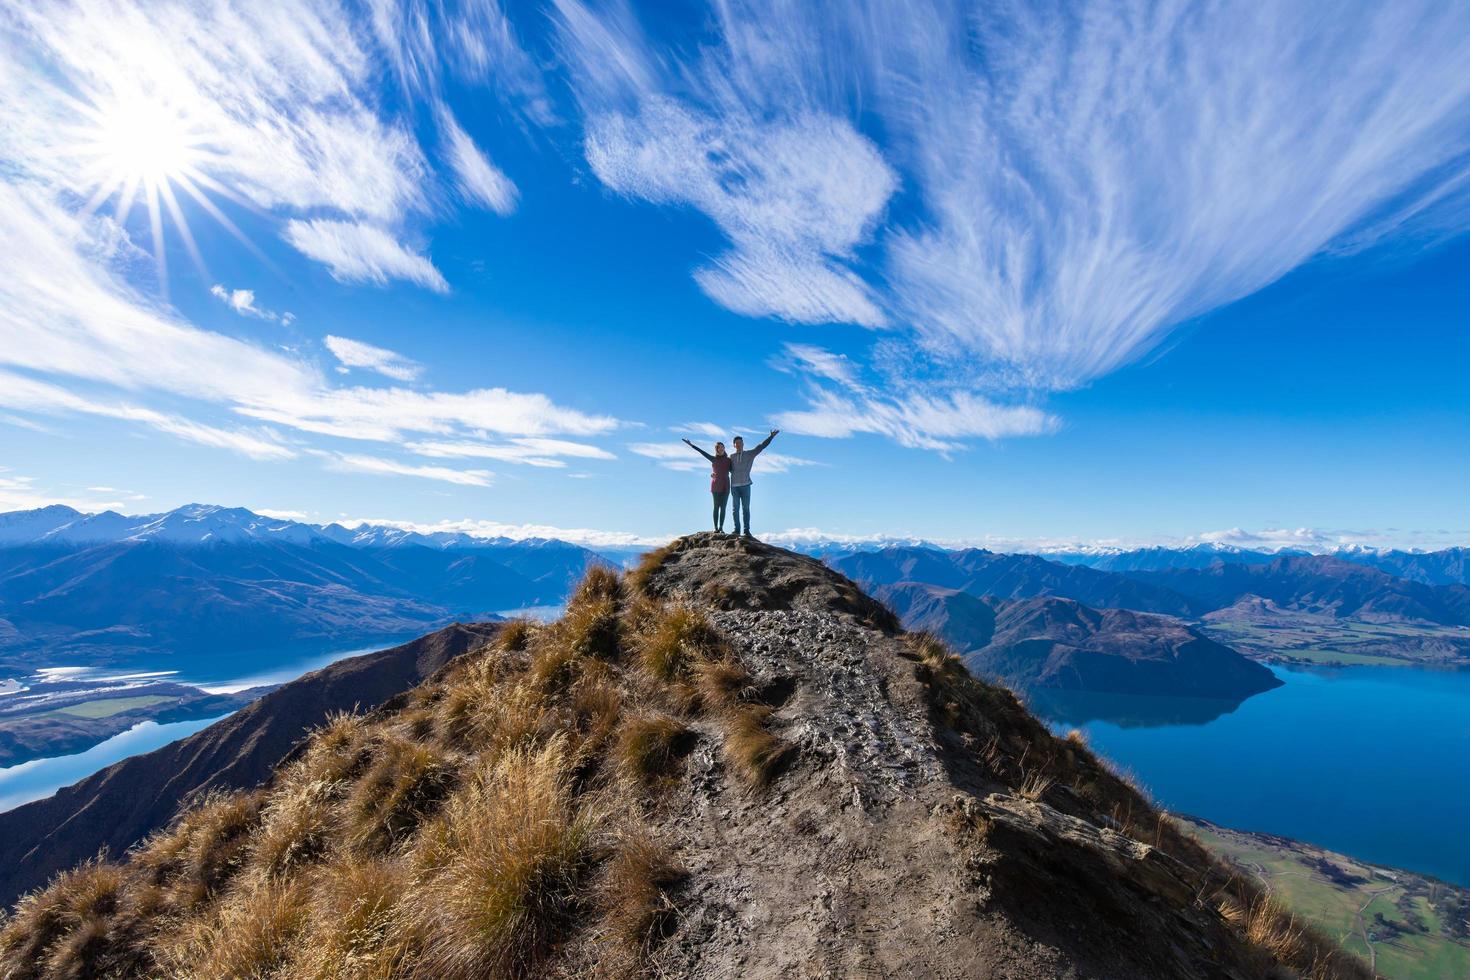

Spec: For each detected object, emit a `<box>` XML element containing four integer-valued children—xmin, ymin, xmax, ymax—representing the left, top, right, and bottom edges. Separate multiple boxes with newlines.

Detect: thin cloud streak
<box><xmin>324</xmin><ymin>335</ymin><xmax>424</xmax><ymax>383</ymax></box>
<box><xmin>284</xmin><ymin>220</ymin><xmax>449</xmax><ymax>293</ymax></box>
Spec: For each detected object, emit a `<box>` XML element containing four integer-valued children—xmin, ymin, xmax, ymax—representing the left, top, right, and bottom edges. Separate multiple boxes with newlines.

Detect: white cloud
<box><xmin>773</xmin><ymin>387</ymin><xmax>1057</xmax><ymax>452</ymax></box>
<box><xmin>407</xmin><ymin>437</ymin><xmax>615</xmax><ymax>468</ymax></box>
<box><xmin>439</xmin><ymin>106</ymin><xmax>518</xmax><ymax>215</ymax></box>
<box><xmin>0</xmin><ymin>471</ymin><xmax>130</xmax><ymax>514</ymax></box>
<box><xmin>4</xmin><ymin>0</ymin><xmax>428</xmax><ymax>225</ymax></box>
<box><xmin>0</xmin><ymin>369</ymin><xmax>296</xmax><ymax>461</ymax></box>
<box><xmin>324</xmin><ymin>335</ymin><xmax>423</xmax><ymax>382</ymax></box>
<box><xmin>771</xmin><ymin>343</ymin><xmax>1057</xmax><ymax>450</ymax></box>
<box><xmin>0</xmin><ymin>186</ymin><xmax>619</xmax><ymax>468</ymax></box>
<box><xmin>284</xmin><ymin>220</ymin><xmax>449</xmax><ymax>293</ymax></box>
<box><xmin>672</xmin><ymin>422</ymin><xmax>729</xmax><ymax>440</ymax></box>
<box><xmin>210</xmin><ymin>284</ymin><xmax>288</xmax><ymax>323</ymax></box>
<box><xmin>318</xmin><ymin>452</ymin><xmax>494</xmax><ymax>487</ymax></box>
<box><xmin>556</xmin><ymin>2</ymin><xmax>897</xmax><ymax>327</ymax></box>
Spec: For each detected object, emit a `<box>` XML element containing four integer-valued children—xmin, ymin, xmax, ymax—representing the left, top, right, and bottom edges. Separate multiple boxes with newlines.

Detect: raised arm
<box><xmin>750</xmin><ymin>429</ymin><xmax>779</xmax><ymax>457</ymax></box>
<box><xmin>682</xmin><ymin>438</ymin><xmax>715</xmax><ymax>462</ymax></box>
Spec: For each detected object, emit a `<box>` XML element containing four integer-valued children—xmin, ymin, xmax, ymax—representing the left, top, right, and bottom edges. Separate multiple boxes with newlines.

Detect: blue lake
<box><xmin>0</xmin><ymin>634</ymin><xmax>420</xmax><ymax>813</ymax></box>
<box><xmin>1035</xmin><ymin>664</ymin><xmax>1470</xmax><ymax>887</ymax></box>
<box><xmin>0</xmin><ymin>715</ymin><xmax>227</xmax><ymax>812</ymax></box>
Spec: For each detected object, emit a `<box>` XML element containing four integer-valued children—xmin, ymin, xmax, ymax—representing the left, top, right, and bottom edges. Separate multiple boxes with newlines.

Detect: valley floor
<box><xmin>1181</xmin><ymin>815</ymin><xmax>1470</xmax><ymax>980</ymax></box>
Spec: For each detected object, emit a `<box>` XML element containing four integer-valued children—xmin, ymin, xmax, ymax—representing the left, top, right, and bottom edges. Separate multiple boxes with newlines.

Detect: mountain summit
<box><xmin>0</xmin><ymin>534</ymin><xmax>1365</xmax><ymax>978</ymax></box>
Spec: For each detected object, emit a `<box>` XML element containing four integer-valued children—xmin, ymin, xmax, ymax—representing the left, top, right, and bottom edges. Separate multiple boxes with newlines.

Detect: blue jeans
<box><xmin>731</xmin><ymin>484</ymin><xmax>751</xmax><ymax>533</ymax></box>
<box><xmin>712</xmin><ymin>490</ymin><xmax>728</xmax><ymax>531</ymax></box>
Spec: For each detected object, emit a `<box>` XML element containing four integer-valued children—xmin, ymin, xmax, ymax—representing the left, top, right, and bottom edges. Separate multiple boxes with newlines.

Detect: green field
<box><xmin>1201</xmin><ymin>615</ymin><xmax>1470</xmax><ymax>668</ymax></box>
<box><xmin>1182</xmin><ymin>816</ymin><xmax>1470</xmax><ymax>980</ymax></box>
<box><xmin>51</xmin><ymin>695</ymin><xmax>175</xmax><ymax>719</ymax></box>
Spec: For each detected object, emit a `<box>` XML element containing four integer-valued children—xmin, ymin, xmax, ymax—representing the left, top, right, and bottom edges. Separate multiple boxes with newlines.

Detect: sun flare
<box><xmin>64</xmin><ymin>84</ymin><xmax>237</xmax><ymax>292</ymax></box>
<box><xmin>88</xmin><ymin>97</ymin><xmax>200</xmax><ymax>189</ymax></box>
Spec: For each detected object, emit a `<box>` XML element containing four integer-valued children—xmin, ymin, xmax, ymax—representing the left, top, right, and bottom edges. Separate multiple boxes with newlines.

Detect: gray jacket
<box><xmin>728</xmin><ymin>433</ymin><xmax>774</xmax><ymax>486</ymax></box>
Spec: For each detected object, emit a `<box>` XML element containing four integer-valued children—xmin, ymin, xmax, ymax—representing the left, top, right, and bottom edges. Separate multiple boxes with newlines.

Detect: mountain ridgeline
<box><xmin>0</xmin><ymin>504</ymin><xmax>608</xmax><ymax>672</ymax></box>
<box><xmin>0</xmin><ymin>535</ymin><xmax>1367</xmax><ymax>979</ymax></box>
<box><xmin>830</xmin><ymin>545</ymin><xmax>1470</xmax><ymax>627</ymax></box>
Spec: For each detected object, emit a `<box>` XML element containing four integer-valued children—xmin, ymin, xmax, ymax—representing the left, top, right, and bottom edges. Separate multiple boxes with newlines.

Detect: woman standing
<box><xmin>681</xmin><ymin>438</ymin><xmax>733</xmax><ymax>532</ymax></box>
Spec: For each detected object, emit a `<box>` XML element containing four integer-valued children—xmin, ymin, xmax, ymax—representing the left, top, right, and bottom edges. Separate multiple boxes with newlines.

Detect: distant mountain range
<box><xmin>1048</xmin><ymin>542</ymin><xmax>1470</xmax><ymax>585</ymax></box>
<box><xmin>830</xmin><ymin>546</ymin><xmax>1470</xmax><ymax>628</ymax></box>
<box><xmin>0</xmin><ymin>504</ymin><xmax>608</xmax><ymax>672</ymax></box>
<box><xmin>877</xmin><ymin>583</ymin><xmax>1281</xmax><ymax>701</ymax></box>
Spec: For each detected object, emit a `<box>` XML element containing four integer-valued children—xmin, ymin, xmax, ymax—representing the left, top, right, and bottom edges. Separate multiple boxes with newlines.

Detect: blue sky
<box><xmin>1</xmin><ymin>0</ymin><xmax>1468</xmax><ymax>551</ymax></box>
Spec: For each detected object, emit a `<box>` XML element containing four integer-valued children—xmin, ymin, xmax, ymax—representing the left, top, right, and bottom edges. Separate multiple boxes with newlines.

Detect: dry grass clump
<box><xmin>0</xmin><ymin>860</ymin><xmax>126</xmax><ymax>979</ymax></box>
<box><xmin>718</xmin><ymin>705</ymin><xmax>790</xmax><ymax>789</ymax></box>
<box><xmin>134</xmin><ymin>790</ymin><xmax>265</xmax><ymax>910</ymax></box>
<box><xmin>0</xmin><ymin>563</ymin><xmax>789</xmax><ymax>979</ymax></box>
<box><xmin>691</xmin><ymin>657</ymin><xmax>753</xmax><ymax>713</ymax></box>
<box><xmin>625</xmin><ymin>542</ymin><xmax>677</xmax><ymax>596</ymax></box>
<box><xmin>156</xmin><ymin>878</ymin><xmax>309</xmax><ymax>980</ymax></box>
<box><xmin>615</xmin><ymin>713</ymin><xmax>693</xmax><ymax>785</ymax></box>
<box><xmin>636</xmin><ymin>604</ymin><xmax>723</xmax><ymax>683</ymax></box>
<box><xmin>497</xmin><ymin>617</ymin><xmax>536</xmax><ymax>652</ymax></box>
<box><xmin>406</xmin><ymin>739</ymin><xmax>600</xmax><ymax>979</ymax></box>
<box><xmin>347</xmin><ymin>736</ymin><xmax>457</xmax><ymax>852</ymax></box>
<box><xmin>287</xmin><ymin>855</ymin><xmax>413</xmax><ymax>980</ymax></box>
<box><xmin>252</xmin><ymin>779</ymin><xmax>338</xmax><ymax>879</ymax></box>
<box><xmin>597</xmin><ymin>833</ymin><xmax>686</xmax><ymax>957</ymax></box>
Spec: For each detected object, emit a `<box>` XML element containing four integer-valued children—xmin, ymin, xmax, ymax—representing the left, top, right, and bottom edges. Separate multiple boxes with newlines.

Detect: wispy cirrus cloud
<box><xmin>407</xmin><ymin>437</ymin><xmax>615</xmax><ymax>468</ymax></box>
<box><xmin>555</xmin><ymin>1</ymin><xmax>897</xmax><ymax>328</ymax></box>
<box><xmin>324</xmin><ymin>335</ymin><xmax>423</xmax><ymax>383</ymax></box>
<box><xmin>0</xmin><ymin>185</ymin><xmax>618</xmax><ymax>469</ymax></box>
<box><xmin>554</xmin><ymin>0</ymin><xmax>1470</xmax><ymax>449</ymax></box>
<box><xmin>284</xmin><ymin>220</ymin><xmax>449</xmax><ymax>293</ymax></box>
<box><xmin>210</xmin><ymin>284</ymin><xmax>290</xmax><ymax>324</ymax></box>
<box><xmin>438</xmin><ymin>106</ymin><xmax>519</xmax><ymax>216</ymax></box>
<box><xmin>316</xmin><ymin>451</ymin><xmax>494</xmax><ymax>488</ymax></box>
<box><xmin>772</xmin><ymin>343</ymin><xmax>1057</xmax><ymax>450</ymax></box>
<box><xmin>0</xmin><ymin>370</ymin><xmax>296</xmax><ymax>461</ymax></box>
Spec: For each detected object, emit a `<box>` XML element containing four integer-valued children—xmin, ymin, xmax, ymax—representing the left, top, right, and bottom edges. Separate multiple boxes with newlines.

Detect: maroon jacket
<box><xmin>687</xmin><ymin>442</ymin><xmax>733</xmax><ymax>492</ymax></box>
<box><xmin>708</xmin><ymin>454</ymin><xmax>732</xmax><ymax>493</ymax></box>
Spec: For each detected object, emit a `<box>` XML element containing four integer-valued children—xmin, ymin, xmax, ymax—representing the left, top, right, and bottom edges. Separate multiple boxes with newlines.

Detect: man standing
<box><xmin>728</xmin><ymin>429</ymin><xmax>778</xmax><ymax>538</ymax></box>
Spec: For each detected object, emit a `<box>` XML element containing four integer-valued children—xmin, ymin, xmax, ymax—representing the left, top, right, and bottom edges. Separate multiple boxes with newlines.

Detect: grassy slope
<box><xmin>1182</xmin><ymin>816</ymin><xmax>1470</xmax><ymax>980</ymax></box>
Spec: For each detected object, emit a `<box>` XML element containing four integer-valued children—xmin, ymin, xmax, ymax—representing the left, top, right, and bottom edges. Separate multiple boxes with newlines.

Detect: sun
<box><xmin>63</xmin><ymin>83</ymin><xmax>240</xmax><ymax>293</ymax></box>
<box><xmin>89</xmin><ymin>96</ymin><xmax>200</xmax><ymax>189</ymax></box>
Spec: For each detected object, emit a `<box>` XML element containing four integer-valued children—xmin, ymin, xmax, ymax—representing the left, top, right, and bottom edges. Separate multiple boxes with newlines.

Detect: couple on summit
<box><xmin>681</xmin><ymin>430</ymin><xmax>779</xmax><ymax>538</ymax></box>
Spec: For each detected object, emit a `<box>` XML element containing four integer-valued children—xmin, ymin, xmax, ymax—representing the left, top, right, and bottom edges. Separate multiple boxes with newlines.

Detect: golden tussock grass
<box><xmin>251</xmin><ymin>778</ymin><xmax>338</xmax><ymax>880</ymax></box>
<box><xmin>615</xmin><ymin>713</ymin><xmax>693</xmax><ymax>785</ymax></box>
<box><xmin>636</xmin><ymin>604</ymin><xmax>723</xmax><ymax>683</ymax></box>
<box><xmin>718</xmin><ymin>705</ymin><xmax>790</xmax><ymax>789</ymax></box>
<box><xmin>0</xmin><ymin>860</ymin><xmax>126</xmax><ymax>978</ymax></box>
<box><xmin>156</xmin><ymin>878</ymin><xmax>309</xmax><ymax>980</ymax></box>
<box><xmin>347</xmin><ymin>737</ymin><xmax>457</xmax><ymax>853</ymax></box>
<box><xmin>404</xmin><ymin>738</ymin><xmax>600</xmax><ymax>979</ymax></box>
<box><xmin>690</xmin><ymin>657</ymin><xmax>753</xmax><ymax>713</ymax></box>
<box><xmin>287</xmin><ymin>855</ymin><xmax>414</xmax><ymax>980</ymax></box>
<box><xmin>496</xmin><ymin>617</ymin><xmax>536</xmax><ymax>653</ymax></box>
<box><xmin>625</xmin><ymin>543</ymin><xmax>677</xmax><ymax>596</ymax></box>
<box><xmin>596</xmin><ymin>833</ymin><xmax>685</xmax><ymax>957</ymax></box>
